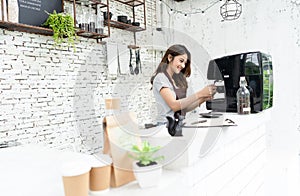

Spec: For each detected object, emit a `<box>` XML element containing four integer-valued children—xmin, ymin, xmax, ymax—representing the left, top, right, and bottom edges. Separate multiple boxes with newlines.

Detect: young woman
<box><xmin>150</xmin><ymin>44</ymin><xmax>216</xmax><ymax>125</ymax></box>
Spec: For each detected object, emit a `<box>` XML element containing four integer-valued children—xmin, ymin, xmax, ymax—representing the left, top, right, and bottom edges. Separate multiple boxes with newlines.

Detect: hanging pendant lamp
<box><xmin>220</xmin><ymin>0</ymin><xmax>242</xmax><ymax>21</ymax></box>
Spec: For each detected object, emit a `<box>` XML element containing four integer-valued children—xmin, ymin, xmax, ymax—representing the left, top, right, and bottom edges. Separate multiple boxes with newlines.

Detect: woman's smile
<box><xmin>176</xmin><ymin>65</ymin><xmax>183</xmax><ymax>73</ymax></box>
<box><xmin>169</xmin><ymin>54</ymin><xmax>187</xmax><ymax>75</ymax></box>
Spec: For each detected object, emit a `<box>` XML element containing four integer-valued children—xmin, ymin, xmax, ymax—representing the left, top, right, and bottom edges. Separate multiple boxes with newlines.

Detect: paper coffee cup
<box><xmin>89</xmin><ymin>154</ymin><xmax>112</xmax><ymax>193</ymax></box>
<box><xmin>61</xmin><ymin>161</ymin><xmax>91</xmax><ymax>196</ymax></box>
<box><xmin>105</xmin><ymin>98</ymin><xmax>120</xmax><ymax>110</ymax></box>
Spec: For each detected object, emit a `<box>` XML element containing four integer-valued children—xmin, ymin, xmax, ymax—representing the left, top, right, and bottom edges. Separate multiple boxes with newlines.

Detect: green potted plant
<box><xmin>129</xmin><ymin>141</ymin><xmax>164</xmax><ymax>188</ymax></box>
<box><xmin>43</xmin><ymin>10</ymin><xmax>77</xmax><ymax>50</ymax></box>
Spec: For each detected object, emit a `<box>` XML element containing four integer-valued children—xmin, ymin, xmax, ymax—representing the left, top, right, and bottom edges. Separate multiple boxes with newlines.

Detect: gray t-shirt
<box><xmin>153</xmin><ymin>73</ymin><xmax>176</xmax><ymax>123</ymax></box>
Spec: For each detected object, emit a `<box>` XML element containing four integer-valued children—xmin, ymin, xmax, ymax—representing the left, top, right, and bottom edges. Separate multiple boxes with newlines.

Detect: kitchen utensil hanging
<box><xmin>129</xmin><ymin>48</ymin><xmax>134</xmax><ymax>75</ymax></box>
<box><xmin>138</xmin><ymin>50</ymin><xmax>142</xmax><ymax>74</ymax></box>
<box><xmin>128</xmin><ymin>48</ymin><xmax>141</xmax><ymax>75</ymax></box>
<box><xmin>134</xmin><ymin>49</ymin><xmax>141</xmax><ymax>74</ymax></box>
<box><xmin>127</xmin><ymin>32</ymin><xmax>141</xmax><ymax>75</ymax></box>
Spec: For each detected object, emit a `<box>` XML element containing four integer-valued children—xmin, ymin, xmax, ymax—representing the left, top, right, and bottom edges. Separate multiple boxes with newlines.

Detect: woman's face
<box><xmin>168</xmin><ymin>54</ymin><xmax>188</xmax><ymax>75</ymax></box>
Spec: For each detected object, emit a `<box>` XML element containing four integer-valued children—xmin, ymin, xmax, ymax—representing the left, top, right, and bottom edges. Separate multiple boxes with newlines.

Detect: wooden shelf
<box><xmin>114</xmin><ymin>0</ymin><xmax>144</xmax><ymax>6</ymax></box>
<box><xmin>0</xmin><ymin>21</ymin><xmax>53</xmax><ymax>36</ymax></box>
<box><xmin>107</xmin><ymin>0</ymin><xmax>146</xmax><ymax>32</ymax></box>
<box><xmin>76</xmin><ymin>29</ymin><xmax>109</xmax><ymax>39</ymax></box>
<box><xmin>67</xmin><ymin>0</ymin><xmax>111</xmax><ymax>40</ymax></box>
<box><xmin>0</xmin><ymin>0</ymin><xmax>111</xmax><ymax>41</ymax></box>
<box><xmin>0</xmin><ymin>21</ymin><xmax>109</xmax><ymax>40</ymax></box>
<box><xmin>128</xmin><ymin>44</ymin><xmax>140</xmax><ymax>49</ymax></box>
<box><xmin>105</xmin><ymin>20</ymin><xmax>145</xmax><ymax>32</ymax></box>
<box><xmin>0</xmin><ymin>0</ymin><xmax>146</xmax><ymax>40</ymax></box>
<box><xmin>73</xmin><ymin>0</ymin><xmax>107</xmax><ymax>8</ymax></box>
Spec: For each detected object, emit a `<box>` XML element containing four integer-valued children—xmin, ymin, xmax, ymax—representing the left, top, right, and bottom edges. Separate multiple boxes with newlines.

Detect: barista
<box><xmin>150</xmin><ymin>44</ymin><xmax>217</xmax><ymax>125</ymax></box>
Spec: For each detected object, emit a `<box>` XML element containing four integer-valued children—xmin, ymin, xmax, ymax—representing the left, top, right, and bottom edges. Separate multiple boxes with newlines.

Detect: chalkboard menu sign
<box><xmin>18</xmin><ymin>0</ymin><xmax>63</xmax><ymax>26</ymax></box>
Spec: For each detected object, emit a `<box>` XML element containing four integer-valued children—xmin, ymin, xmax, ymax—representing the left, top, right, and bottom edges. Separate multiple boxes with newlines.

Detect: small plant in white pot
<box><xmin>129</xmin><ymin>141</ymin><xmax>164</xmax><ymax>188</ymax></box>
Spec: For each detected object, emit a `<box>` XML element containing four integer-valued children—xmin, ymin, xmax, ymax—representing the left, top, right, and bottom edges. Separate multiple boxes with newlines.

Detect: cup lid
<box><xmin>89</xmin><ymin>154</ymin><xmax>112</xmax><ymax>168</ymax></box>
<box><xmin>61</xmin><ymin>161</ymin><xmax>91</xmax><ymax>177</ymax></box>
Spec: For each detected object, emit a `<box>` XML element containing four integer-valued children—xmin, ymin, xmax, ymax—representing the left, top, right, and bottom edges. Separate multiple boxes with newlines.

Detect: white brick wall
<box><xmin>0</xmin><ymin>0</ymin><xmax>158</xmax><ymax>154</ymax></box>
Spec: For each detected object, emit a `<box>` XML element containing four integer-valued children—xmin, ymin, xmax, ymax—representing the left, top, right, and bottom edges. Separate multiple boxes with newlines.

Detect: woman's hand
<box><xmin>159</xmin><ymin>84</ymin><xmax>217</xmax><ymax>112</ymax></box>
<box><xmin>198</xmin><ymin>84</ymin><xmax>217</xmax><ymax>100</ymax></box>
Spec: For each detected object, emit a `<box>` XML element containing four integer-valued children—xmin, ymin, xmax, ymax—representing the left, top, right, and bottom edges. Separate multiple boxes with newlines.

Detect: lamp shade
<box><xmin>220</xmin><ymin>0</ymin><xmax>242</xmax><ymax>21</ymax></box>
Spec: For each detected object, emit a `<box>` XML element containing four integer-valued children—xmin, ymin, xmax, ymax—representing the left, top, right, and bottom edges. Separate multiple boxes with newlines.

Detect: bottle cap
<box><xmin>240</xmin><ymin>76</ymin><xmax>246</xmax><ymax>85</ymax></box>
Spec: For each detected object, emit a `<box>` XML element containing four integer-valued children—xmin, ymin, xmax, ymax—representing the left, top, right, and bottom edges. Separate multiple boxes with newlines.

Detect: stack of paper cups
<box><xmin>89</xmin><ymin>154</ymin><xmax>112</xmax><ymax>194</ymax></box>
<box><xmin>61</xmin><ymin>161</ymin><xmax>91</xmax><ymax>196</ymax></box>
<box><xmin>105</xmin><ymin>98</ymin><xmax>120</xmax><ymax>116</ymax></box>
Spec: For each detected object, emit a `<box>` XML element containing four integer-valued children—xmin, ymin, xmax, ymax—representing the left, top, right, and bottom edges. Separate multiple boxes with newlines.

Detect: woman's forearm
<box><xmin>160</xmin><ymin>87</ymin><xmax>213</xmax><ymax>112</ymax></box>
<box><xmin>183</xmin><ymin>99</ymin><xmax>199</xmax><ymax>112</ymax></box>
<box><xmin>184</xmin><ymin>97</ymin><xmax>207</xmax><ymax>112</ymax></box>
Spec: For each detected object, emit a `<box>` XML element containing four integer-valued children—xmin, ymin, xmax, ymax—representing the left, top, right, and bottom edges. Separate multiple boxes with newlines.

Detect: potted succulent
<box><xmin>43</xmin><ymin>10</ymin><xmax>77</xmax><ymax>50</ymax></box>
<box><xmin>129</xmin><ymin>141</ymin><xmax>164</xmax><ymax>188</ymax></box>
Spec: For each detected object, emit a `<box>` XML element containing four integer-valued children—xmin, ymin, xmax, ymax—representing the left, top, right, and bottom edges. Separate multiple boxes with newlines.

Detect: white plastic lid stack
<box><xmin>89</xmin><ymin>154</ymin><xmax>112</xmax><ymax>168</ymax></box>
<box><xmin>61</xmin><ymin>161</ymin><xmax>91</xmax><ymax>177</ymax></box>
<box><xmin>105</xmin><ymin>98</ymin><xmax>121</xmax><ymax>116</ymax></box>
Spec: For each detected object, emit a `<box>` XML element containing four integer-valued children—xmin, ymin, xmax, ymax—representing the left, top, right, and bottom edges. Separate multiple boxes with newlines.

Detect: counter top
<box><xmin>150</xmin><ymin>111</ymin><xmax>270</xmax><ymax>168</ymax></box>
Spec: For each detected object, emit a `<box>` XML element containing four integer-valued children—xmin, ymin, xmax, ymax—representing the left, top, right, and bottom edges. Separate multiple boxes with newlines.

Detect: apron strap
<box><xmin>163</xmin><ymin>71</ymin><xmax>187</xmax><ymax>116</ymax></box>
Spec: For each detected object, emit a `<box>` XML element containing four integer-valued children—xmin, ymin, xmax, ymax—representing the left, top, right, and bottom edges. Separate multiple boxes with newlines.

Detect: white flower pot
<box><xmin>132</xmin><ymin>161</ymin><xmax>162</xmax><ymax>188</ymax></box>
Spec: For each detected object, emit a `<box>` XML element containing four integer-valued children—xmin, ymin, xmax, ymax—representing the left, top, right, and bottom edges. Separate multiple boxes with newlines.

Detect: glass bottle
<box><xmin>64</xmin><ymin>2</ymin><xmax>72</xmax><ymax>16</ymax></box>
<box><xmin>95</xmin><ymin>4</ymin><xmax>104</xmax><ymax>34</ymax></box>
<box><xmin>81</xmin><ymin>2</ymin><xmax>89</xmax><ymax>31</ymax></box>
<box><xmin>236</xmin><ymin>76</ymin><xmax>251</xmax><ymax>114</ymax></box>
<box><xmin>7</xmin><ymin>0</ymin><xmax>19</xmax><ymax>23</ymax></box>
<box><xmin>64</xmin><ymin>2</ymin><xmax>75</xmax><ymax>26</ymax></box>
<box><xmin>76</xmin><ymin>3</ymin><xmax>82</xmax><ymax>29</ymax></box>
<box><xmin>88</xmin><ymin>4</ymin><xmax>95</xmax><ymax>32</ymax></box>
<box><xmin>0</xmin><ymin>0</ymin><xmax>7</xmax><ymax>21</ymax></box>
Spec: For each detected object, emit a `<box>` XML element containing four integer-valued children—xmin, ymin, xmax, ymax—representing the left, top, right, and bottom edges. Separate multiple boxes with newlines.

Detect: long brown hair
<box><xmin>150</xmin><ymin>44</ymin><xmax>191</xmax><ymax>89</ymax></box>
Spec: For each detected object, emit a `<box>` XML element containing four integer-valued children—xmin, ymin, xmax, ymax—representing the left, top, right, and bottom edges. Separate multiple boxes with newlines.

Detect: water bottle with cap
<box><xmin>236</xmin><ymin>76</ymin><xmax>251</xmax><ymax>114</ymax></box>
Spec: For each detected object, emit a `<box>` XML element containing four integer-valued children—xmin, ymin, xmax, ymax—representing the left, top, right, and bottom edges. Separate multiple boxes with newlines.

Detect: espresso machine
<box><xmin>206</xmin><ymin>51</ymin><xmax>273</xmax><ymax>113</ymax></box>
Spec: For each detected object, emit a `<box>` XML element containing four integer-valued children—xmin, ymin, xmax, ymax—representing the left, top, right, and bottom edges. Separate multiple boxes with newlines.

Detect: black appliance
<box><xmin>206</xmin><ymin>51</ymin><xmax>273</xmax><ymax>113</ymax></box>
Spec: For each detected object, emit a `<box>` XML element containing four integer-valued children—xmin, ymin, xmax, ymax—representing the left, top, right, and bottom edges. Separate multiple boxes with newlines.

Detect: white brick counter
<box><xmin>101</xmin><ymin>111</ymin><xmax>270</xmax><ymax>196</ymax></box>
